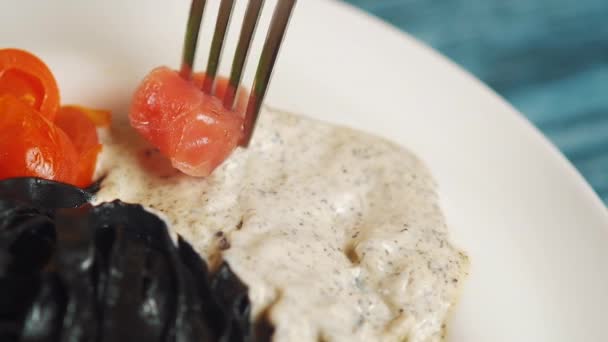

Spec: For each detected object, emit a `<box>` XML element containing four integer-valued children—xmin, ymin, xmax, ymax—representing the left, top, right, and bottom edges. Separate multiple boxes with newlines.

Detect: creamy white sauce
<box><xmin>94</xmin><ymin>107</ymin><xmax>468</xmax><ymax>342</ymax></box>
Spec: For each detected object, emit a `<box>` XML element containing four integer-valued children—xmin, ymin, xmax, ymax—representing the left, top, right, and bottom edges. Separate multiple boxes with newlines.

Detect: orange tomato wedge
<box><xmin>0</xmin><ymin>49</ymin><xmax>60</xmax><ymax>121</ymax></box>
<box><xmin>0</xmin><ymin>49</ymin><xmax>109</xmax><ymax>188</ymax></box>
<box><xmin>55</xmin><ymin>106</ymin><xmax>104</xmax><ymax>187</ymax></box>
<box><xmin>0</xmin><ymin>95</ymin><xmax>77</xmax><ymax>183</ymax></box>
<box><xmin>61</xmin><ymin>105</ymin><xmax>112</xmax><ymax>127</ymax></box>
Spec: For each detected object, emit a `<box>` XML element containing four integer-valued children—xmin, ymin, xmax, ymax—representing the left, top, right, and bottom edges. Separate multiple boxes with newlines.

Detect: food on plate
<box><xmin>0</xmin><ymin>95</ymin><xmax>78</xmax><ymax>183</ymax></box>
<box><xmin>97</xmin><ymin>106</ymin><xmax>469</xmax><ymax>342</ymax></box>
<box><xmin>0</xmin><ymin>49</ymin><xmax>108</xmax><ymax>187</ymax></box>
<box><xmin>54</xmin><ymin>106</ymin><xmax>108</xmax><ymax>187</ymax></box>
<box><xmin>0</xmin><ymin>177</ymin><xmax>263</xmax><ymax>342</ymax></box>
<box><xmin>130</xmin><ymin>67</ymin><xmax>247</xmax><ymax>177</ymax></box>
<box><xmin>0</xmin><ymin>48</ymin><xmax>60</xmax><ymax>120</ymax></box>
<box><xmin>1</xmin><ymin>40</ymin><xmax>468</xmax><ymax>341</ymax></box>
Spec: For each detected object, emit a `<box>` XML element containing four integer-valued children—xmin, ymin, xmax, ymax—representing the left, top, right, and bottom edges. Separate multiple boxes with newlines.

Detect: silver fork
<box><xmin>179</xmin><ymin>0</ymin><xmax>297</xmax><ymax>147</ymax></box>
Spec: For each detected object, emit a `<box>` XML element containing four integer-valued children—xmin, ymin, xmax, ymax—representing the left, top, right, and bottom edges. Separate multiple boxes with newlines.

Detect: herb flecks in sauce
<box><xmin>96</xmin><ymin>107</ymin><xmax>469</xmax><ymax>342</ymax></box>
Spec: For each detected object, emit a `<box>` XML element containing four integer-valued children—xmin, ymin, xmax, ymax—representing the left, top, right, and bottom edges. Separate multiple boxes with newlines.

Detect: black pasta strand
<box><xmin>0</xmin><ymin>177</ymin><xmax>268</xmax><ymax>342</ymax></box>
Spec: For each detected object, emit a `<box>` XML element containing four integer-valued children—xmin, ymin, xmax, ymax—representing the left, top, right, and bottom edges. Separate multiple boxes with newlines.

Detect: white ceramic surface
<box><xmin>2</xmin><ymin>0</ymin><xmax>608</xmax><ymax>341</ymax></box>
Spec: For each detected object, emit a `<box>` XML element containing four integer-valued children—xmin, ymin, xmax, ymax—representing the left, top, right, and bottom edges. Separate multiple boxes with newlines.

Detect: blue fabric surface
<box><xmin>344</xmin><ymin>0</ymin><xmax>608</xmax><ymax>203</ymax></box>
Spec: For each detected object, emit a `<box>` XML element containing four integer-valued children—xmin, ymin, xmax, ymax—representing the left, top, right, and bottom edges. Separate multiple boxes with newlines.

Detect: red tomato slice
<box><xmin>130</xmin><ymin>67</ymin><xmax>247</xmax><ymax>177</ymax></box>
<box><xmin>0</xmin><ymin>95</ymin><xmax>77</xmax><ymax>183</ymax></box>
<box><xmin>0</xmin><ymin>49</ymin><xmax>60</xmax><ymax>121</ymax></box>
<box><xmin>55</xmin><ymin>106</ymin><xmax>103</xmax><ymax>187</ymax></box>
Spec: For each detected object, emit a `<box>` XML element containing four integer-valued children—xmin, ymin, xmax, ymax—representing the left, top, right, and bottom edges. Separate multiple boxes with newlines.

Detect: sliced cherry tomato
<box><xmin>55</xmin><ymin>106</ymin><xmax>103</xmax><ymax>187</ymax></box>
<box><xmin>0</xmin><ymin>95</ymin><xmax>77</xmax><ymax>183</ymax></box>
<box><xmin>0</xmin><ymin>49</ymin><xmax>60</xmax><ymax>121</ymax></box>
<box><xmin>130</xmin><ymin>67</ymin><xmax>247</xmax><ymax>177</ymax></box>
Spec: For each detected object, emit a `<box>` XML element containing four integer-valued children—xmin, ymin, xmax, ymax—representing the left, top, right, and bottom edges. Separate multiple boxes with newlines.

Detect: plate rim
<box><xmin>332</xmin><ymin>0</ymin><xmax>607</xmax><ymax>214</ymax></box>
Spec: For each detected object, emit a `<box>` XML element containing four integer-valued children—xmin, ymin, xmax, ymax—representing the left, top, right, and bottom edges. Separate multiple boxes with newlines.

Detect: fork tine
<box><xmin>180</xmin><ymin>0</ymin><xmax>207</xmax><ymax>80</ymax></box>
<box><xmin>202</xmin><ymin>0</ymin><xmax>235</xmax><ymax>94</ymax></box>
<box><xmin>223</xmin><ymin>0</ymin><xmax>265</xmax><ymax>110</ymax></box>
<box><xmin>240</xmin><ymin>0</ymin><xmax>297</xmax><ymax>147</ymax></box>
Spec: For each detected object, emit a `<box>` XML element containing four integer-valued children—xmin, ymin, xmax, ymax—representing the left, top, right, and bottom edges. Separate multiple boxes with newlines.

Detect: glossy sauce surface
<box><xmin>94</xmin><ymin>107</ymin><xmax>468</xmax><ymax>342</ymax></box>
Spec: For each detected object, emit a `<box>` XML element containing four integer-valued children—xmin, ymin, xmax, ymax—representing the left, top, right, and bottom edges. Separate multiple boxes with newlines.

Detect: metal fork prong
<box><xmin>240</xmin><ymin>0</ymin><xmax>297</xmax><ymax>147</ymax></box>
<box><xmin>202</xmin><ymin>0</ymin><xmax>235</xmax><ymax>94</ymax></box>
<box><xmin>223</xmin><ymin>0</ymin><xmax>265</xmax><ymax>110</ymax></box>
<box><xmin>180</xmin><ymin>0</ymin><xmax>207</xmax><ymax>80</ymax></box>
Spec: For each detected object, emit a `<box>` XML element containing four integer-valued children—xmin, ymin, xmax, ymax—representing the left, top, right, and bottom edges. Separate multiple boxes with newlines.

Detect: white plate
<box><xmin>3</xmin><ymin>0</ymin><xmax>608</xmax><ymax>341</ymax></box>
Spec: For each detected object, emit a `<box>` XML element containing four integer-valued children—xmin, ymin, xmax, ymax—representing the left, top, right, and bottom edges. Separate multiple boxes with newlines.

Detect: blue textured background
<box><xmin>344</xmin><ymin>0</ymin><xmax>608</xmax><ymax>204</ymax></box>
